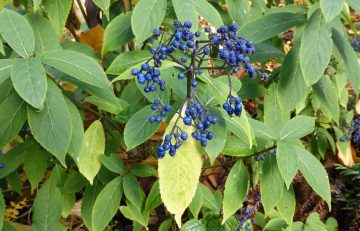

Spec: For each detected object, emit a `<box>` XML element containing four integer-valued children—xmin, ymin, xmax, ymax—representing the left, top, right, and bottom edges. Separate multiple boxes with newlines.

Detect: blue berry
<box><xmin>131</xmin><ymin>68</ymin><xmax>138</xmax><ymax>75</ymax></box>
<box><xmin>164</xmin><ymin>104</ymin><xmax>172</xmax><ymax>111</ymax></box>
<box><xmin>155</xmin><ymin>116</ymin><xmax>162</xmax><ymax>122</ymax></box>
<box><xmin>148</xmin><ymin>116</ymin><xmax>155</xmax><ymax>123</ymax></box>
<box><xmin>180</xmin><ymin>133</ymin><xmax>188</xmax><ymax>140</ymax></box>
<box><xmin>191</xmin><ymin>79</ymin><xmax>198</xmax><ymax>88</ymax></box>
<box><xmin>181</xmin><ymin>56</ymin><xmax>187</xmax><ymax>63</ymax></box>
<box><xmin>184</xmin><ymin>21</ymin><xmax>192</xmax><ymax>28</ymax></box>
<box><xmin>206</xmin><ymin>132</ymin><xmax>213</xmax><ymax>140</ymax></box>
<box><xmin>178</xmin><ymin>73</ymin><xmax>185</xmax><ymax>79</ymax></box>
<box><xmin>153</xmin><ymin>28</ymin><xmax>161</xmax><ymax>36</ymax></box>
<box><xmin>183</xmin><ymin>116</ymin><xmax>192</xmax><ymax>125</ymax></box>
<box><xmin>0</xmin><ymin>164</ymin><xmax>4</xmax><ymax>168</ymax></box>
<box><xmin>194</xmin><ymin>31</ymin><xmax>201</xmax><ymax>37</ymax></box>
<box><xmin>223</xmin><ymin>103</ymin><xmax>230</xmax><ymax>110</ymax></box>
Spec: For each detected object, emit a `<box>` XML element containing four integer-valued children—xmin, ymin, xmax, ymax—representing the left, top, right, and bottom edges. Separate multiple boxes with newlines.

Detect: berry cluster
<box><xmin>340</xmin><ymin>116</ymin><xmax>360</xmax><ymax>143</ymax></box>
<box><xmin>130</xmin><ymin>20</ymin><xmax>258</xmax><ymax>158</ymax></box>
<box><xmin>235</xmin><ymin>194</ymin><xmax>260</xmax><ymax>231</ymax></box>
<box><xmin>148</xmin><ymin>99</ymin><xmax>172</xmax><ymax>123</ymax></box>
<box><xmin>351</xmin><ymin>39</ymin><xmax>360</xmax><ymax>52</ymax></box>
<box><xmin>223</xmin><ymin>96</ymin><xmax>243</xmax><ymax>116</ymax></box>
<box><xmin>0</xmin><ymin>151</ymin><xmax>4</xmax><ymax>169</ymax></box>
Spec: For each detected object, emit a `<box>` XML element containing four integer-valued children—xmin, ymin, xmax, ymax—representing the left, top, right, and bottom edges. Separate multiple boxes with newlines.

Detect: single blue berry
<box><xmin>155</xmin><ymin>116</ymin><xmax>162</xmax><ymax>122</ymax></box>
<box><xmin>191</xmin><ymin>79</ymin><xmax>198</xmax><ymax>88</ymax></box>
<box><xmin>223</xmin><ymin>103</ymin><xmax>230</xmax><ymax>110</ymax></box>
<box><xmin>181</xmin><ymin>56</ymin><xmax>187</xmax><ymax>63</ymax></box>
<box><xmin>184</xmin><ymin>21</ymin><xmax>192</xmax><ymax>28</ymax></box>
<box><xmin>183</xmin><ymin>116</ymin><xmax>192</xmax><ymax>125</ymax></box>
<box><xmin>178</xmin><ymin>73</ymin><xmax>185</xmax><ymax>79</ymax></box>
<box><xmin>180</xmin><ymin>133</ymin><xmax>188</xmax><ymax>140</ymax></box>
<box><xmin>131</xmin><ymin>68</ymin><xmax>138</xmax><ymax>75</ymax></box>
<box><xmin>164</xmin><ymin>104</ymin><xmax>172</xmax><ymax>111</ymax></box>
<box><xmin>148</xmin><ymin>116</ymin><xmax>155</xmax><ymax>123</ymax></box>
<box><xmin>153</xmin><ymin>28</ymin><xmax>161</xmax><ymax>36</ymax></box>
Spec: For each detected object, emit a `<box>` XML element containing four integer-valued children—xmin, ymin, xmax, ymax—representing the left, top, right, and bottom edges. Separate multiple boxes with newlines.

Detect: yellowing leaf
<box><xmin>79</xmin><ymin>120</ymin><xmax>105</xmax><ymax>184</ymax></box>
<box><xmin>158</xmin><ymin>105</ymin><xmax>203</xmax><ymax>228</ymax></box>
<box><xmin>79</xmin><ymin>24</ymin><xmax>104</xmax><ymax>53</ymax></box>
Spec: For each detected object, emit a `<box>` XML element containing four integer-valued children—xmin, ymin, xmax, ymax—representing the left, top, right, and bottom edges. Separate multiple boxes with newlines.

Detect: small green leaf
<box><xmin>0</xmin><ymin>8</ymin><xmax>35</xmax><ymax>57</ymax></box>
<box><xmin>296</xmin><ymin>147</ymin><xmax>331</xmax><ymax>208</ymax></box>
<box><xmin>0</xmin><ymin>93</ymin><xmax>27</xmax><ymax>148</ymax></box>
<box><xmin>79</xmin><ymin>120</ymin><xmax>105</xmax><ymax>184</ymax></box>
<box><xmin>189</xmin><ymin>186</ymin><xmax>203</xmax><ymax>219</ymax></box>
<box><xmin>32</xmin><ymin>175</ymin><xmax>64</xmax><ymax>231</ymax></box>
<box><xmin>144</xmin><ymin>180</ymin><xmax>162</xmax><ymax>212</ymax></box>
<box><xmin>300</xmin><ymin>9</ymin><xmax>332</xmax><ymax>85</ymax></box>
<box><xmin>131</xmin><ymin>0</ymin><xmax>167</xmax><ymax>44</ymax></box>
<box><xmin>222</xmin><ymin>136</ymin><xmax>253</xmax><ymax>157</ymax></box>
<box><xmin>238</xmin><ymin>12</ymin><xmax>305</xmax><ymax>44</ymax></box>
<box><xmin>172</xmin><ymin>0</ymin><xmax>197</xmax><ymax>32</ymax></box>
<box><xmin>120</xmin><ymin>201</ymin><xmax>147</xmax><ymax>226</ymax></box>
<box><xmin>277</xmin><ymin>185</ymin><xmax>295</xmax><ymax>224</ymax></box>
<box><xmin>222</xmin><ymin>160</ymin><xmax>249</xmax><ymax>223</ymax></box>
<box><xmin>123</xmin><ymin>174</ymin><xmax>145</xmax><ymax>209</ymax></box>
<box><xmin>181</xmin><ymin>219</ymin><xmax>205</xmax><ymax>231</ymax></box>
<box><xmin>92</xmin><ymin>176</ymin><xmax>123</xmax><ymax>231</ymax></box>
<box><xmin>320</xmin><ymin>0</ymin><xmax>344</xmax><ymax>22</ymax></box>
<box><xmin>28</xmin><ymin>80</ymin><xmax>72</xmax><ymax>166</ymax></box>
<box><xmin>102</xmin><ymin>13</ymin><xmax>134</xmax><ymax>54</ymax></box>
<box><xmin>124</xmin><ymin>105</ymin><xmax>161</xmax><ymax>151</ymax></box>
<box><xmin>129</xmin><ymin>164</ymin><xmax>157</xmax><ymax>177</ymax></box>
<box><xmin>23</xmin><ymin>145</ymin><xmax>48</xmax><ymax>191</ymax></box>
<box><xmin>226</xmin><ymin>0</ymin><xmax>250</xmax><ymax>26</ymax></box>
<box><xmin>92</xmin><ymin>0</ymin><xmax>110</xmax><ymax>19</ymax></box>
<box><xmin>11</xmin><ymin>57</ymin><xmax>47</xmax><ymax>109</ymax></box>
<box><xmin>280</xmin><ymin>116</ymin><xmax>315</xmax><ymax>142</ymax></box>
<box><xmin>260</xmin><ymin>154</ymin><xmax>284</xmax><ymax>215</ymax></box>
<box><xmin>263</xmin><ymin>218</ymin><xmax>288</xmax><ymax>231</ymax></box>
<box><xmin>100</xmin><ymin>154</ymin><xmax>125</xmax><ymax>174</ymax></box>
<box><xmin>43</xmin><ymin>0</ymin><xmax>72</xmax><ymax>36</ymax></box>
<box><xmin>63</xmin><ymin>171</ymin><xmax>88</xmax><ymax>193</ymax></box>
<box><xmin>277</xmin><ymin>142</ymin><xmax>299</xmax><ymax>189</ymax></box>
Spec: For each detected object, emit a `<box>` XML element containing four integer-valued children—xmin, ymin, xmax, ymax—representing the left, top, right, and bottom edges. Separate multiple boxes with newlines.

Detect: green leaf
<box><xmin>0</xmin><ymin>59</ymin><xmax>14</xmax><ymax>84</ymax></box>
<box><xmin>42</xmin><ymin>49</ymin><xmax>110</xmax><ymax>89</ymax></box>
<box><xmin>25</xmin><ymin>13</ymin><xmax>59</xmax><ymax>55</ymax></box>
<box><xmin>32</xmin><ymin>176</ymin><xmax>64</xmax><ymax>231</ymax></box>
<box><xmin>320</xmin><ymin>0</ymin><xmax>344</xmax><ymax>22</ymax></box>
<box><xmin>106</xmin><ymin>51</ymin><xmax>151</xmax><ymax>75</ymax></box>
<box><xmin>238</xmin><ymin>12</ymin><xmax>305</xmax><ymax>44</ymax></box>
<box><xmin>102</xmin><ymin>13</ymin><xmax>134</xmax><ymax>54</ymax></box>
<box><xmin>296</xmin><ymin>147</ymin><xmax>331</xmax><ymax>207</ymax></box>
<box><xmin>43</xmin><ymin>0</ymin><xmax>72</xmax><ymax>36</ymax></box>
<box><xmin>92</xmin><ymin>0</ymin><xmax>110</xmax><ymax>19</ymax></box>
<box><xmin>347</xmin><ymin>0</ymin><xmax>360</xmax><ymax>13</ymax></box>
<box><xmin>124</xmin><ymin>105</ymin><xmax>161</xmax><ymax>151</ymax></box>
<box><xmin>120</xmin><ymin>201</ymin><xmax>147</xmax><ymax>226</ymax></box>
<box><xmin>277</xmin><ymin>142</ymin><xmax>299</xmax><ymax>189</ymax></box>
<box><xmin>280</xmin><ymin>115</ymin><xmax>315</xmax><ymax>142</ymax></box>
<box><xmin>332</xmin><ymin>28</ymin><xmax>360</xmax><ymax>92</ymax></box>
<box><xmin>222</xmin><ymin>112</ymin><xmax>254</xmax><ymax>148</ymax></box>
<box><xmin>263</xmin><ymin>218</ymin><xmax>288</xmax><ymax>231</ymax></box>
<box><xmin>123</xmin><ymin>174</ymin><xmax>145</xmax><ymax>209</ymax></box>
<box><xmin>63</xmin><ymin>171</ymin><xmax>88</xmax><ymax>193</ymax></box>
<box><xmin>11</xmin><ymin>57</ymin><xmax>47</xmax><ymax>109</ymax></box>
<box><xmin>0</xmin><ymin>190</ymin><xmax>4</xmax><ymax>230</ymax></box>
<box><xmin>81</xmin><ymin>180</ymin><xmax>103</xmax><ymax>231</ymax></box>
<box><xmin>189</xmin><ymin>186</ymin><xmax>203</xmax><ymax>219</ymax></box>
<box><xmin>277</xmin><ymin>185</ymin><xmax>295</xmax><ymax>224</ymax></box>
<box><xmin>205</xmin><ymin>108</ymin><xmax>227</xmax><ymax>164</ymax></box>
<box><xmin>23</xmin><ymin>145</ymin><xmax>48</xmax><ymax>191</ymax></box>
<box><xmin>188</xmin><ymin>0</ymin><xmax>223</xmax><ymax>27</ymax></box>
<box><xmin>0</xmin><ymin>9</ymin><xmax>35</xmax><ymax>57</ymax></box>
<box><xmin>312</xmin><ymin>76</ymin><xmax>340</xmax><ymax>123</ymax></box>
<box><xmin>28</xmin><ymin>80</ymin><xmax>72</xmax><ymax>166</ymax></box>
<box><xmin>172</xmin><ymin>0</ymin><xmax>198</xmax><ymax>32</ymax></box>
<box><xmin>100</xmin><ymin>154</ymin><xmax>125</xmax><ymax>174</ymax></box>
<box><xmin>222</xmin><ymin>160</ymin><xmax>249</xmax><ymax>223</ymax></box>
<box><xmin>61</xmin><ymin>192</ymin><xmax>76</xmax><ymax>218</ymax></box>
<box><xmin>181</xmin><ymin>219</ymin><xmax>205</xmax><ymax>231</ymax></box>
<box><xmin>222</xmin><ymin>136</ymin><xmax>253</xmax><ymax>157</ymax></box>
<box><xmin>79</xmin><ymin>120</ymin><xmax>105</xmax><ymax>185</ymax></box>
<box><xmin>159</xmin><ymin>219</ymin><xmax>173</xmax><ymax>231</ymax></box>
<box><xmin>304</xmin><ymin>212</ymin><xmax>327</xmax><ymax>231</ymax></box>
<box><xmin>260</xmin><ymin>154</ymin><xmax>284</xmax><ymax>215</ymax></box>
<box><xmin>248</xmin><ymin>118</ymin><xmax>275</xmax><ymax>141</ymax></box>
<box><xmin>91</xmin><ymin>176</ymin><xmax>123</xmax><ymax>231</ymax></box>
<box><xmin>129</xmin><ymin>164</ymin><xmax>157</xmax><ymax>177</ymax></box>
<box><xmin>85</xmin><ymin>95</ymin><xmax>124</xmax><ymax>114</ymax></box>
<box><xmin>250</xmin><ymin>42</ymin><xmax>285</xmax><ymax>64</ymax></box>
<box><xmin>64</xmin><ymin>98</ymin><xmax>84</xmax><ymax>164</ymax></box>
<box><xmin>0</xmin><ymin>93</ymin><xmax>26</xmax><ymax>147</ymax></box>
<box><xmin>300</xmin><ymin>9</ymin><xmax>332</xmax><ymax>85</ymax></box>
<box><xmin>277</xmin><ymin>42</ymin><xmax>308</xmax><ymax>113</ymax></box>
<box><xmin>144</xmin><ymin>180</ymin><xmax>162</xmax><ymax>212</ymax></box>
<box><xmin>225</xmin><ymin>0</ymin><xmax>250</xmax><ymax>26</ymax></box>
<box><xmin>198</xmin><ymin>183</ymin><xmax>219</xmax><ymax>212</ymax></box>
<box><xmin>158</xmin><ymin>106</ymin><xmax>203</xmax><ymax>227</ymax></box>
<box><xmin>131</xmin><ymin>0</ymin><xmax>167</xmax><ymax>44</ymax></box>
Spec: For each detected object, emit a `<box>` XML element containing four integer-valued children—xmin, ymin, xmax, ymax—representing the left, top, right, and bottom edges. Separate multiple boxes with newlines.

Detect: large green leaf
<box><xmin>280</xmin><ymin>115</ymin><xmax>315</xmax><ymax>142</ymax></box>
<box><xmin>299</xmin><ymin>9</ymin><xmax>332</xmax><ymax>85</ymax></box>
<box><xmin>106</xmin><ymin>51</ymin><xmax>152</xmax><ymax>75</ymax></box>
<box><xmin>225</xmin><ymin>0</ymin><xmax>249</xmax><ymax>26</ymax></box>
<box><xmin>320</xmin><ymin>0</ymin><xmax>344</xmax><ymax>22</ymax></box>
<box><xmin>23</xmin><ymin>145</ymin><xmax>48</xmax><ymax>191</ymax></box>
<box><xmin>277</xmin><ymin>142</ymin><xmax>299</xmax><ymax>189</ymax></box>
<box><xmin>332</xmin><ymin>28</ymin><xmax>360</xmax><ymax>92</ymax></box>
<box><xmin>43</xmin><ymin>0</ymin><xmax>72</xmax><ymax>36</ymax></box>
<box><xmin>64</xmin><ymin>98</ymin><xmax>84</xmax><ymax>164</ymax></box>
<box><xmin>42</xmin><ymin>49</ymin><xmax>110</xmax><ymax>89</ymax></box>
<box><xmin>222</xmin><ymin>111</ymin><xmax>254</xmax><ymax>148</ymax></box>
<box><xmin>93</xmin><ymin>0</ymin><xmax>110</xmax><ymax>19</ymax></box>
<box><xmin>123</xmin><ymin>174</ymin><xmax>145</xmax><ymax>209</ymax></box>
<box><xmin>238</xmin><ymin>12</ymin><xmax>305</xmax><ymax>44</ymax></box>
<box><xmin>158</xmin><ymin>106</ymin><xmax>203</xmax><ymax>227</ymax></box>
<box><xmin>11</xmin><ymin>57</ymin><xmax>47</xmax><ymax>109</ymax></box>
<box><xmin>0</xmin><ymin>9</ymin><xmax>35</xmax><ymax>57</ymax></box>
<box><xmin>222</xmin><ymin>160</ymin><xmax>249</xmax><ymax>223</ymax></box>
<box><xmin>248</xmin><ymin>118</ymin><xmax>275</xmax><ymax>141</ymax></box>
<box><xmin>91</xmin><ymin>176</ymin><xmax>123</xmax><ymax>231</ymax></box>
<box><xmin>28</xmin><ymin>80</ymin><xmax>72</xmax><ymax>166</ymax></box>
<box><xmin>312</xmin><ymin>76</ymin><xmax>340</xmax><ymax>123</ymax></box>
<box><xmin>172</xmin><ymin>0</ymin><xmax>197</xmax><ymax>32</ymax></box>
<box><xmin>0</xmin><ymin>59</ymin><xmax>14</xmax><ymax>84</ymax></box>
<box><xmin>32</xmin><ymin>175</ymin><xmax>64</xmax><ymax>231</ymax></box>
<box><xmin>79</xmin><ymin>120</ymin><xmax>105</xmax><ymax>185</ymax></box>
<box><xmin>260</xmin><ymin>154</ymin><xmax>284</xmax><ymax>215</ymax></box>
<box><xmin>189</xmin><ymin>0</ymin><xmax>223</xmax><ymax>27</ymax></box>
<box><xmin>296</xmin><ymin>146</ymin><xmax>331</xmax><ymax>207</ymax></box>
<box><xmin>124</xmin><ymin>105</ymin><xmax>161</xmax><ymax>151</ymax></box>
<box><xmin>26</xmin><ymin>13</ymin><xmax>59</xmax><ymax>55</ymax></box>
<box><xmin>102</xmin><ymin>13</ymin><xmax>134</xmax><ymax>54</ymax></box>
<box><xmin>131</xmin><ymin>0</ymin><xmax>167</xmax><ymax>44</ymax></box>
<box><xmin>277</xmin><ymin>42</ymin><xmax>308</xmax><ymax>113</ymax></box>
<box><xmin>0</xmin><ymin>93</ymin><xmax>27</xmax><ymax>147</ymax></box>
<box><xmin>100</xmin><ymin>154</ymin><xmax>125</xmax><ymax>174</ymax></box>
<box><xmin>277</xmin><ymin>185</ymin><xmax>296</xmax><ymax>224</ymax></box>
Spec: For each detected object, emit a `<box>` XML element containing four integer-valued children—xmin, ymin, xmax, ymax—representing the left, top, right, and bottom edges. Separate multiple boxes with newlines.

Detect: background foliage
<box><xmin>0</xmin><ymin>0</ymin><xmax>359</xmax><ymax>230</ymax></box>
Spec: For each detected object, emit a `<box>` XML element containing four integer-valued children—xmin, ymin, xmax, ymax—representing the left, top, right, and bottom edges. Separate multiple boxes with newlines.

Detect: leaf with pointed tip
<box><xmin>43</xmin><ymin>0</ymin><xmax>72</xmax><ymax>36</ymax></box>
<box><xmin>320</xmin><ymin>0</ymin><xmax>344</xmax><ymax>22</ymax></box>
<box><xmin>277</xmin><ymin>142</ymin><xmax>299</xmax><ymax>189</ymax></box>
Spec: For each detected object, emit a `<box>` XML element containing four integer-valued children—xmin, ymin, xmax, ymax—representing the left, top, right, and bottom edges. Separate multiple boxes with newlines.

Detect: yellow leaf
<box><xmin>336</xmin><ymin>142</ymin><xmax>355</xmax><ymax>167</ymax></box>
<box><xmin>79</xmin><ymin>24</ymin><xmax>104</xmax><ymax>53</ymax></box>
<box><xmin>158</xmin><ymin>104</ymin><xmax>203</xmax><ymax>227</ymax></box>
